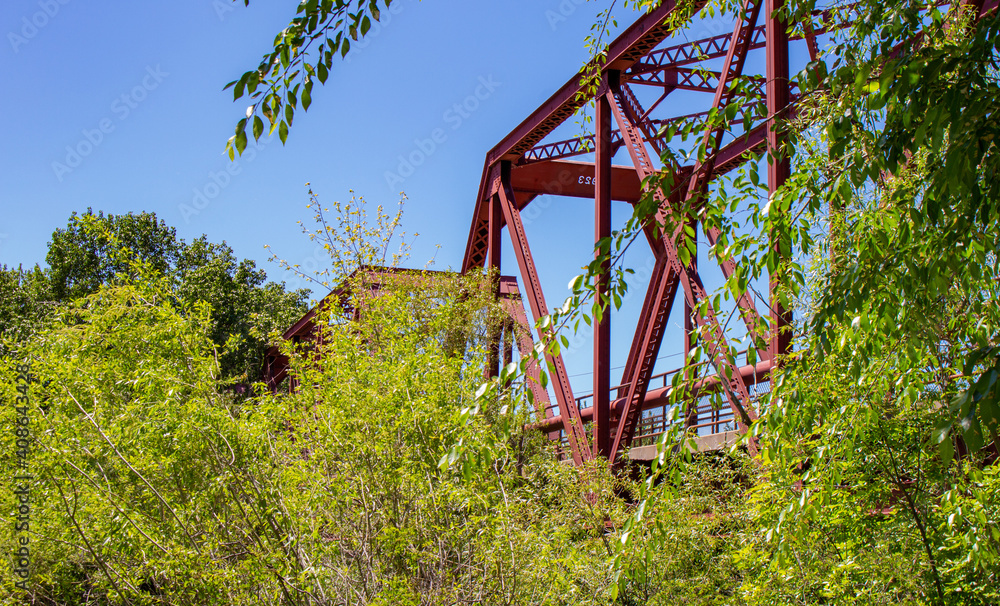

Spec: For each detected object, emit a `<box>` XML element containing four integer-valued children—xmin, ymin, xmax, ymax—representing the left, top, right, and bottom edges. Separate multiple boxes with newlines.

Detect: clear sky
<box><xmin>1</xmin><ymin>0</ymin><xmax>621</xmax><ymax>270</ymax></box>
<box><xmin>1</xmin><ymin>0</ymin><xmax>797</xmax><ymax>395</ymax></box>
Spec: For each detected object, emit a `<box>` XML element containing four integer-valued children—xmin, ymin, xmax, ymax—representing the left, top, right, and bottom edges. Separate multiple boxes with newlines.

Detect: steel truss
<box><xmin>461</xmin><ymin>0</ymin><xmax>998</xmax><ymax>465</ymax></box>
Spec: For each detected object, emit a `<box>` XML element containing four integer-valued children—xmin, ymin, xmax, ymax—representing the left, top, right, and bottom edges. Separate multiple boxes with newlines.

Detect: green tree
<box><xmin>1</xmin><ymin>260</ymin><xmax>633</xmax><ymax>605</ymax></box>
<box><xmin>46</xmin><ymin>208</ymin><xmax>181</xmax><ymax>301</ymax></box>
<box><xmin>176</xmin><ymin>235</ymin><xmax>308</xmax><ymax>382</ymax></box>
<box><xmin>1</xmin><ymin>270</ymin><xmax>304</xmax><ymax>604</ymax></box>
<box><xmin>737</xmin><ymin>4</ymin><xmax>1000</xmax><ymax>602</ymax></box>
<box><xmin>0</xmin><ymin>264</ymin><xmax>52</xmax><ymax>355</ymax></box>
<box><xmin>225</xmin><ymin>0</ymin><xmax>394</xmax><ymax>157</ymax></box>
<box><xmin>37</xmin><ymin>209</ymin><xmax>309</xmax><ymax>383</ymax></box>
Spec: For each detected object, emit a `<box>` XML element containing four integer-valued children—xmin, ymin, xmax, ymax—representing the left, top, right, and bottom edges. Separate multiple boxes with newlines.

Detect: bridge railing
<box><xmin>539</xmin><ymin>349</ymin><xmax>771</xmax><ymax>457</ymax></box>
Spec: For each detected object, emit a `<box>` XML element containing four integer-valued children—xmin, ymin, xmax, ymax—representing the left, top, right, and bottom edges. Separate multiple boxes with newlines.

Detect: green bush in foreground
<box><xmin>0</xmin><ymin>269</ymin><xmax>626</xmax><ymax>605</ymax></box>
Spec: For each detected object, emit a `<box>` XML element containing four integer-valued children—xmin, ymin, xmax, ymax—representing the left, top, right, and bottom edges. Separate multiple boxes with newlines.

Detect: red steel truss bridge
<box><xmin>460</xmin><ymin>0</ymin><xmax>1000</xmax><ymax>466</ymax></box>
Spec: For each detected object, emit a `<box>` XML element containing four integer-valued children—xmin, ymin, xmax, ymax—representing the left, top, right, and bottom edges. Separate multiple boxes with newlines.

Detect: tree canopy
<box><xmin>4</xmin><ymin>209</ymin><xmax>308</xmax><ymax>382</ymax></box>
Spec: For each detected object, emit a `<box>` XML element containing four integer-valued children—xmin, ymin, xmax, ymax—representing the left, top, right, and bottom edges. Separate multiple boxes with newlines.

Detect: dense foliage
<box><xmin>0</xmin><ymin>266</ymin><xmax>52</xmax><ymax>357</ymax></box>
<box><xmin>549</xmin><ymin>1</ymin><xmax>1000</xmax><ymax>604</ymax></box>
<box><xmin>0</xmin><ymin>266</ymin><xmax>616</xmax><ymax>605</ymax></box>
<box><xmin>742</xmin><ymin>3</ymin><xmax>1000</xmax><ymax>602</ymax></box>
<box><xmin>3</xmin><ymin>209</ymin><xmax>308</xmax><ymax>383</ymax></box>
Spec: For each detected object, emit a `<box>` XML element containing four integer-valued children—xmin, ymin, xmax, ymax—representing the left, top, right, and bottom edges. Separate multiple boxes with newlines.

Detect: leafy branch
<box><xmin>225</xmin><ymin>0</ymin><xmax>394</xmax><ymax>157</ymax></box>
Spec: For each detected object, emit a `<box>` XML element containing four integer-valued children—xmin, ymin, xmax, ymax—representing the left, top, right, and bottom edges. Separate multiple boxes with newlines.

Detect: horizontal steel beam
<box><xmin>519</xmin><ymin>131</ymin><xmax>623</xmax><ymax>164</ymax></box>
<box><xmin>627</xmin><ymin>67</ymin><xmax>766</xmax><ymax>95</ymax></box>
<box><xmin>511</xmin><ymin>160</ymin><xmax>642</xmax><ymax>203</ymax></box>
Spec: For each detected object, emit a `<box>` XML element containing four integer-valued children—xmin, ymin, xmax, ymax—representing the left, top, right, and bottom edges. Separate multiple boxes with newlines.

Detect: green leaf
<box><xmin>962</xmin><ymin>415</ymin><xmax>986</xmax><ymax>452</ymax></box>
<box><xmin>235</xmin><ymin>131</ymin><xmax>247</xmax><ymax>155</ymax></box>
<box><xmin>939</xmin><ymin>430</ymin><xmax>954</xmax><ymax>465</ymax></box>
<box><xmin>234</xmin><ymin>73</ymin><xmax>249</xmax><ymax>100</ymax></box>
<box><xmin>302</xmin><ymin>83</ymin><xmax>312</xmax><ymax>111</ymax></box>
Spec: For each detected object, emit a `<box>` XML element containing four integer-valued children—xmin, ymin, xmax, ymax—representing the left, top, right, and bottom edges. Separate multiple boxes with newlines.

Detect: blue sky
<box><xmin>1</xmin><ymin>0</ymin><xmax>618</xmax><ymax>271</ymax></box>
<box><xmin>1</xmin><ymin>0</ymin><xmax>804</xmax><ymax>395</ymax></box>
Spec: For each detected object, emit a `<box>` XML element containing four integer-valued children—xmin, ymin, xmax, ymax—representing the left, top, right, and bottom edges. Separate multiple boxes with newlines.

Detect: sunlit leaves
<box><xmin>225</xmin><ymin>0</ymin><xmax>392</xmax><ymax>157</ymax></box>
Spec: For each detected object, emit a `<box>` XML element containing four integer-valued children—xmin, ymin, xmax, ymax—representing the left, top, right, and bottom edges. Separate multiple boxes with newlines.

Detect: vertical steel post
<box><xmin>684</xmin><ymin>219</ymin><xmax>698</xmax><ymax>430</ymax></box>
<box><xmin>593</xmin><ymin>87</ymin><xmax>613</xmax><ymax>459</ymax></box>
<box><xmin>502</xmin><ymin>319</ymin><xmax>514</xmax><ymax>367</ymax></box>
<box><xmin>766</xmin><ymin>0</ymin><xmax>793</xmax><ymax>361</ymax></box>
<box><xmin>486</xmin><ymin>193</ymin><xmax>503</xmax><ymax>378</ymax></box>
<box><xmin>497</xmin><ymin>162</ymin><xmax>592</xmax><ymax>463</ymax></box>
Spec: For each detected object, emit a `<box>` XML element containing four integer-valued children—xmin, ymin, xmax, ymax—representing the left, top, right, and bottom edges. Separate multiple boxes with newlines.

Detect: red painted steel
<box><xmin>766</xmin><ymin>0</ymin><xmax>793</xmax><ymax>362</ymax></box>
<box><xmin>495</xmin><ymin>163</ymin><xmax>592</xmax><ymax>464</ymax></box>
<box><xmin>460</xmin><ymin>0</ymin><xmax>784</xmax><ymax>463</ymax></box>
<box><xmin>486</xmin><ymin>192</ymin><xmax>503</xmax><ymax>379</ymax></box>
<box><xmin>498</xmin><ymin>276</ymin><xmax>552</xmax><ymax>417</ymax></box>
<box><xmin>684</xmin><ymin>0</ymin><xmax>763</xmax><ymax>200</ymax></box>
<box><xmin>607</xmin><ymin>81</ymin><xmax>759</xmax><ymax>459</ymax></box>
<box><xmin>617</xmin><ymin>256</ymin><xmax>675</xmax><ymax>402</ymax></box>
<box><xmin>593</xmin><ymin>93</ymin><xmax>613</xmax><ymax>459</ymax></box>
<box><xmin>509</xmin><ymin>160</ymin><xmax>642</xmax><ymax>202</ymax></box>
<box><xmin>461</xmin><ymin>1</ymin><xmax>702</xmax><ymax>275</ymax></box>
<box><xmin>485</xmin><ymin>0</ymin><xmax>691</xmax><ymax>165</ymax></box>
<box><xmin>520</xmin><ymin>132</ymin><xmax>624</xmax><ymax>165</ymax></box>
<box><xmin>530</xmin><ymin>360</ymin><xmax>773</xmax><ymax>434</ymax></box>
<box><xmin>460</xmin><ymin>0</ymin><xmax>991</xmax><ymax>464</ymax></box>
<box><xmin>461</xmin><ymin>158</ymin><xmax>495</xmax><ymax>274</ymax></box>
